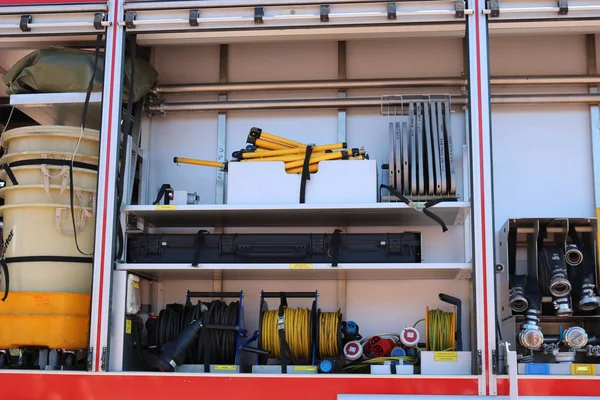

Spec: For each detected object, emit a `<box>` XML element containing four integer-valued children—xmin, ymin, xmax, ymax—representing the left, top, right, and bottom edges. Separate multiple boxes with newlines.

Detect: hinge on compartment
<box><xmin>492</xmin><ymin>349</ymin><xmax>498</xmax><ymax>374</ymax></box>
<box><xmin>557</xmin><ymin>0</ymin><xmax>568</xmax><ymax>14</ymax></box>
<box><xmin>455</xmin><ymin>0</ymin><xmax>465</xmax><ymax>18</ymax></box>
<box><xmin>254</xmin><ymin>7</ymin><xmax>264</xmax><ymax>23</ymax></box>
<box><xmin>477</xmin><ymin>350</ymin><xmax>483</xmax><ymax>375</ymax></box>
<box><xmin>189</xmin><ymin>9</ymin><xmax>200</xmax><ymax>26</ymax></box>
<box><xmin>93</xmin><ymin>12</ymin><xmax>105</xmax><ymax>30</ymax></box>
<box><xmin>488</xmin><ymin>0</ymin><xmax>500</xmax><ymax>17</ymax></box>
<box><xmin>19</xmin><ymin>15</ymin><xmax>32</xmax><ymax>32</ymax></box>
<box><xmin>125</xmin><ymin>11</ymin><xmax>136</xmax><ymax>29</ymax></box>
<box><xmin>320</xmin><ymin>5</ymin><xmax>330</xmax><ymax>22</ymax></box>
<box><xmin>387</xmin><ymin>3</ymin><xmax>397</xmax><ymax>20</ymax></box>
<box><xmin>87</xmin><ymin>347</ymin><xmax>93</xmax><ymax>371</ymax></box>
<box><xmin>100</xmin><ymin>346</ymin><xmax>107</xmax><ymax>371</ymax></box>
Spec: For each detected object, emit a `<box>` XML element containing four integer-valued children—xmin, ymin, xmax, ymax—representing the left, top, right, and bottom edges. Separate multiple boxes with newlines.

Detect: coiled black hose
<box><xmin>156</xmin><ymin>300</ymin><xmax>239</xmax><ymax>365</ymax></box>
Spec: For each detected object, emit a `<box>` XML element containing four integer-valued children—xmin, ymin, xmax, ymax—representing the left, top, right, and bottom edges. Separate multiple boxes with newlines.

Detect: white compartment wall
<box><xmin>490</xmin><ymin>34</ymin><xmax>595</xmax><ymax>230</ymax></box>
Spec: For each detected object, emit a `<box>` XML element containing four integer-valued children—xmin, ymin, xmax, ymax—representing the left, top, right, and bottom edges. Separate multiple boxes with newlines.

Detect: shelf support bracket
<box><xmin>488</xmin><ymin>0</ymin><xmax>500</xmax><ymax>17</ymax></box>
<box><xmin>94</xmin><ymin>13</ymin><xmax>106</xmax><ymax>30</ymax></box>
<box><xmin>455</xmin><ymin>0</ymin><xmax>465</xmax><ymax>18</ymax></box>
<box><xmin>387</xmin><ymin>3</ymin><xmax>397</xmax><ymax>19</ymax></box>
<box><xmin>320</xmin><ymin>5</ymin><xmax>330</xmax><ymax>22</ymax></box>
<box><xmin>254</xmin><ymin>7</ymin><xmax>264</xmax><ymax>24</ymax></box>
<box><xmin>125</xmin><ymin>11</ymin><xmax>136</xmax><ymax>29</ymax></box>
<box><xmin>557</xmin><ymin>0</ymin><xmax>569</xmax><ymax>14</ymax></box>
<box><xmin>19</xmin><ymin>15</ymin><xmax>32</xmax><ymax>32</ymax></box>
<box><xmin>189</xmin><ymin>10</ymin><xmax>200</xmax><ymax>27</ymax></box>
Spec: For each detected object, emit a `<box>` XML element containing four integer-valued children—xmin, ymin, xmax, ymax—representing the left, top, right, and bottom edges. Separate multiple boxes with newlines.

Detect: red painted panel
<box><xmin>0</xmin><ymin>0</ymin><xmax>102</xmax><ymax>5</ymax></box>
<box><xmin>497</xmin><ymin>376</ymin><xmax>600</xmax><ymax>396</ymax></box>
<box><xmin>0</xmin><ymin>373</ymin><xmax>479</xmax><ymax>400</ymax></box>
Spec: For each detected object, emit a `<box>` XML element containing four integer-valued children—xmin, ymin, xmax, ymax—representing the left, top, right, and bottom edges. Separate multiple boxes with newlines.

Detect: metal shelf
<box><xmin>123</xmin><ymin>202</ymin><xmax>470</xmax><ymax>228</ymax></box>
<box><xmin>122</xmin><ymin>0</ymin><xmax>470</xmax><ymax>45</ymax></box>
<box><xmin>117</xmin><ymin>262</ymin><xmax>472</xmax><ymax>280</ymax></box>
<box><xmin>9</xmin><ymin>92</ymin><xmax>103</xmax><ymax>129</ymax></box>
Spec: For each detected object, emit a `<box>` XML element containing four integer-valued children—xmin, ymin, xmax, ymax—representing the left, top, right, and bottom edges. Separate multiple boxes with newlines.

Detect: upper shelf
<box><xmin>122</xmin><ymin>0</ymin><xmax>470</xmax><ymax>45</ymax></box>
<box><xmin>0</xmin><ymin>3</ymin><xmax>109</xmax><ymax>47</ymax></box>
<box><xmin>9</xmin><ymin>92</ymin><xmax>103</xmax><ymax>129</ymax></box>
<box><xmin>123</xmin><ymin>202</ymin><xmax>470</xmax><ymax>228</ymax></box>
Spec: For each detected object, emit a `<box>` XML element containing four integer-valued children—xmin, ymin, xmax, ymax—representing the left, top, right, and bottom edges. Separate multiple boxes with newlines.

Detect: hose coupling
<box><xmin>578</xmin><ymin>283</ymin><xmax>600</xmax><ymax>311</ymax></box>
<box><xmin>563</xmin><ymin>326</ymin><xmax>588</xmax><ymax>349</ymax></box>
<box><xmin>519</xmin><ymin>309</ymin><xmax>544</xmax><ymax>350</ymax></box>
<box><xmin>553</xmin><ymin>296</ymin><xmax>573</xmax><ymax>316</ymax></box>
<box><xmin>509</xmin><ymin>285</ymin><xmax>529</xmax><ymax>313</ymax></box>
<box><xmin>565</xmin><ymin>244</ymin><xmax>583</xmax><ymax>267</ymax></box>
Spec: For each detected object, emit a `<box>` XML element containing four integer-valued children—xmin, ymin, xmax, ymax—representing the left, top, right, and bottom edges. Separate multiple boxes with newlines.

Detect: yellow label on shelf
<box><xmin>125</xmin><ymin>319</ymin><xmax>132</xmax><ymax>335</ymax></box>
<box><xmin>155</xmin><ymin>205</ymin><xmax>177</xmax><ymax>210</ymax></box>
<box><xmin>571</xmin><ymin>364</ymin><xmax>596</xmax><ymax>375</ymax></box>
<box><xmin>290</xmin><ymin>264</ymin><xmax>313</xmax><ymax>269</ymax></box>
<box><xmin>294</xmin><ymin>366</ymin><xmax>317</xmax><ymax>371</ymax></box>
<box><xmin>133</xmin><ymin>282</ymin><xmax>139</xmax><ymax>289</ymax></box>
<box><xmin>214</xmin><ymin>365</ymin><xmax>237</xmax><ymax>371</ymax></box>
<box><xmin>433</xmin><ymin>352</ymin><xmax>458</xmax><ymax>362</ymax></box>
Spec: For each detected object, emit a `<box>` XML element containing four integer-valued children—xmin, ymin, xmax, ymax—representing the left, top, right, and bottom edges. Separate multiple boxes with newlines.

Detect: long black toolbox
<box><xmin>126</xmin><ymin>231</ymin><xmax>421</xmax><ymax>264</ymax></box>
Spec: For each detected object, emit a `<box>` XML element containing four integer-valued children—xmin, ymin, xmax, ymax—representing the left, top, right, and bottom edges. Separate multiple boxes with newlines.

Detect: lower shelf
<box><xmin>116</xmin><ymin>262</ymin><xmax>472</xmax><ymax>280</ymax></box>
<box><xmin>0</xmin><ymin>371</ymin><xmax>480</xmax><ymax>398</ymax></box>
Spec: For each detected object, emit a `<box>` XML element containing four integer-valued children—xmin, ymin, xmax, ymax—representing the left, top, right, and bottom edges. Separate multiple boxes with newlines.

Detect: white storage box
<box><xmin>420</xmin><ymin>351</ymin><xmax>472</xmax><ymax>375</ymax></box>
<box><xmin>226</xmin><ymin>160</ymin><xmax>377</xmax><ymax>205</ymax></box>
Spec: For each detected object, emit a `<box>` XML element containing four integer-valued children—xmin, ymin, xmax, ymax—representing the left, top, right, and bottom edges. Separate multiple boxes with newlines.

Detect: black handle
<box><xmin>240</xmin><ymin>346</ymin><xmax>270</xmax><ymax>356</ymax></box>
<box><xmin>439</xmin><ymin>293</ymin><xmax>462</xmax><ymax>351</ymax></box>
<box><xmin>262</xmin><ymin>291</ymin><xmax>317</xmax><ymax>299</ymax></box>
<box><xmin>236</xmin><ymin>247</ymin><xmax>308</xmax><ymax>259</ymax></box>
<box><xmin>187</xmin><ymin>291</ymin><xmax>241</xmax><ymax>298</ymax></box>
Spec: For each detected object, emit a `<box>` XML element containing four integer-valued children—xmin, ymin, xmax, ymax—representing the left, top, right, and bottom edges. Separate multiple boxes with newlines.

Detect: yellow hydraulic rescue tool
<box><xmin>173</xmin><ymin>127</ymin><xmax>368</xmax><ymax>174</ymax></box>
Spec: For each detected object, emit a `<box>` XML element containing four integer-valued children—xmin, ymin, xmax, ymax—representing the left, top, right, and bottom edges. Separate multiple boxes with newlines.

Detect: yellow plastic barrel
<box><xmin>0</xmin><ymin>126</ymin><xmax>99</xmax><ymax>349</ymax></box>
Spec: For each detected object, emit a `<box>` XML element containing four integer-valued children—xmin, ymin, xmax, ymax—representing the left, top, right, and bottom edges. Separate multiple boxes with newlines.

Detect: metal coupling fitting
<box><xmin>553</xmin><ymin>296</ymin><xmax>573</xmax><ymax>316</ymax></box>
<box><xmin>565</xmin><ymin>244</ymin><xmax>583</xmax><ymax>267</ymax></box>
<box><xmin>509</xmin><ymin>286</ymin><xmax>528</xmax><ymax>313</ymax></box>
<box><xmin>519</xmin><ymin>310</ymin><xmax>544</xmax><ymax>350</ymax></box>
<box><xmin>563</xmin><ymin>326</ymin><xmax>588</xmax><ymax>349</ymax></box>
<box><xmin>549</xmin><ymin>273</ymin><xmax>572</xmax><ymax>298</ymax></box>
<box><xmin>578</xmin><ymin>283</ymin><xmax>600</xmax><ymax>311</ymax></box>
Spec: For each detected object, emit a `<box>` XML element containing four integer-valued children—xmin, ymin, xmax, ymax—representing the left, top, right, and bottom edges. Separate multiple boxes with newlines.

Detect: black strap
<box><xmin>153</xmin><ymin>184</ymin><xmax>173</xmax><ymax>205</ymax></box>
<box><xmin>568</xmin><ymin>225</ymin><xmax>584</xmax><ymax>250</ymax></box>
<box><xmin>277</xmin><ymin>302</ymin><xmax>297</xmax><ymax>373</ymax></box>
<box><xmin>508</xmin><ymin>227</ymin><xmax>517</xmax><ymax>276</ymax></box>
<box><xmin>10</xmin><ymin>158</ymin><xmax>97</xmax><ymax>171</ymax></box>
<box><xmin>299</xmin><ymin>145</ymin><xmax>314</xmax><ymax>204</ymax></box>
<box><xmin>5</xmin><ymin>256</ymin><xmax>93</xmax><ymax>263</ymax></box>
<box><xmin>330</xmin><ymin>229</ymin><xmax>342</xmax><ymax>267</ymax></box>
<box><xmin>2</xmin><ymin>164</ymin><xmax>18</xmax><ymax>185</ymax></box>
<box><xmin>0</xmin><ymin>258</ymin><xmax>8</xmax><ymax>302</ymax></box>
<box><xmin>380</xmin><ymin>184</ymin><xmax>457</xmax><ymax>232</ymax></box>
<box><xmin>390</xmin><ymin>362</ymin><xmax>397</xmax><ymax>375</ymax></box>
<box><xmin>201</xmin><ymin>328</ymin><xmax>211</xmax><ymax>373</ymax></box>
<box><xmin>191</xmin><ymin>230</ymin><xmax>209</xmax><ymax>267</ymax></box>
<box><xmin>537</xmin><ymin>224</ymin><xmax>547</xmax><ymax>250</ymax></box>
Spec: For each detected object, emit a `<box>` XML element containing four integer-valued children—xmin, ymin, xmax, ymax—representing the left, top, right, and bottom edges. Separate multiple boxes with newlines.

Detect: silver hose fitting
<box><xmin>549</xmin><ymin>273</ymin><xmax>572</xmax><ymax>297</ymax></box>
<box><xmin>519</xmin><ymin>310</ymin><xmax>544</xmax><ymax>350</ymax></box>
<box><xmin>565</xmin><ymin>244</ymin><xmax>583</xmax><ymax>267</ymax></box>
<box><xmin>553</xmin><ymin>297</ymin><xmax>573</xmax><ymax>316</ymax></box>
<box><xmin>509</xmin><ymin>286</ymin><xmax>529</xmax><ymax>313</ymax></box>
<box><xmin>563</xmin><ymin>326</ymin><xmax>588</xmax><ymax>349</ymax></box>
<box><xmin>578</xmin><ymin>283</ymin><xmax>600</xmax><ymax>311</ymax></box>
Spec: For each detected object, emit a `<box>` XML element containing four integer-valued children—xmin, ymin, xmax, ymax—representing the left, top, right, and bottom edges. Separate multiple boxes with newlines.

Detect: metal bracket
<box><xmin>100</xmin><ymin>346</ymin><xmax>107</xmax><ymax>371</ymax></box>
<box><xmin>254</xmin><ymin>7</ymin><xmax>264</xmax><ymax>23</ymax></box>
<box><xmin>557</xmin><ymin>0</ymin><xmax>568</xmax><ymax>14</ymax></box>
<box><xmin>93</xmin><ymin>12</ymin><xmax>105</xmax><ymax>30</ymax></box>
<box><xmin>86</xmin><ymin>347</ymin><xmax>93</xmax><ymax>371</ymax></box>
<box><xmin>125</xmin><ymin>11</ymin><xmax>136</xmax><ymax>29</ymax></box>
<box><xmin>320</xmin><ymin>5</ymin><xmax>330</xmax><ymax>22</ymax></box>
<box><xmin>489</xmin><ymin>0</ymin><xmax>500</xmax><ymax>17</ymax></box>
<box><xmin>492</xmin><ymin>349</ymin><xmax>498</xmax><ymax>374</ymax></box>
<box><xmin>477</xmin><ymin>350</ymin><xmax>483</xmax><ymax>375</ymax></box>
<box><xmin>455</xmin><ymin>0</ymin><xmax>465</xmax><ymax>18</ymax></box>
<box><xmin>19</xmin><ymin>15</ymin><xmax>32</xmax><ymax>32</ymax></box>
<box><xmin>189</xmin><ymin>9</ymin><xmax>200</xmax><ymax>26</ymax></box>
<box><xmin>387</xmin><ymin>3</ymin><xmax>397</xmax><ymax>19</ymax></box>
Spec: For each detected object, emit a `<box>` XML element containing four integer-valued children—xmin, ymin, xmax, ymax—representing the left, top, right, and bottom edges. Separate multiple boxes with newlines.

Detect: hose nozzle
<box><xmin>565</xmin><ymin>244</ymin><xmax>583</xmax><ymax>267</ymax></box>
<box><xmin>549</xmin><ymin>276</ymin><xmax>572</xmax><ymax>298</ymax></box>
<box><xmin>553</xmin><ymin>296</ymin><xmax>573</xmax><ymax>316</ymax></box>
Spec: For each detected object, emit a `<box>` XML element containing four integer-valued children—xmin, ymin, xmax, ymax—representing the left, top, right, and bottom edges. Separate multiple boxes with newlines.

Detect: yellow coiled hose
<box><xmin>261</xmin><ymin>308</ymin><xmax>341</xmax><ymax>360</ymax></box>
